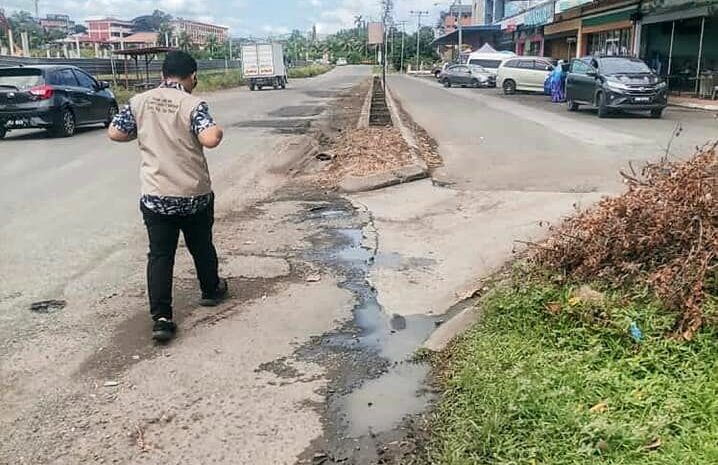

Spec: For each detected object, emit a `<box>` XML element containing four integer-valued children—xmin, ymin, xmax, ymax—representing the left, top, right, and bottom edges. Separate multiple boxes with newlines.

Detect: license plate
<box><xmin>634</xmin><ymin>97</ymin><xmax>650</xmax><ymax>103</ymax></box>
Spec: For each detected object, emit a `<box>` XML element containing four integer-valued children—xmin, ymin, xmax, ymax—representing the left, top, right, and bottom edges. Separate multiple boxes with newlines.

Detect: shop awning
<box><xmin>641</xmin><ymin>5</ymin><xmax>715</xmax><ymax>25</ymax></box>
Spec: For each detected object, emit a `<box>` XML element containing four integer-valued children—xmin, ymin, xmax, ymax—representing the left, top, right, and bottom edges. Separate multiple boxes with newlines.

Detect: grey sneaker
<box><xmin>200</xmin><ymin>278</ymin><xmax>228</xmax><ymax>307</ymax></box>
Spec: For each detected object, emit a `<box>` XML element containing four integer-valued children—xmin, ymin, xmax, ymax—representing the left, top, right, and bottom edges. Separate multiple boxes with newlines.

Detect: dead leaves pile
<box><xmin>533</xmin><ymin>143</ymin><xmax>718</xmax><ymax>340</ymax></box>
<box><xmin>319</xmin><ymin>127</ymin><xmax>413</xmax><ymax>185</ymax></box>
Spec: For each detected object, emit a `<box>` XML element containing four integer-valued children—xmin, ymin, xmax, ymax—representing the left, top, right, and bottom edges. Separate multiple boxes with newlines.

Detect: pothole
<box><xmin>269</xmin><ymin>105</ymin><xmax>325</xmax><ymax>118</ymax></box>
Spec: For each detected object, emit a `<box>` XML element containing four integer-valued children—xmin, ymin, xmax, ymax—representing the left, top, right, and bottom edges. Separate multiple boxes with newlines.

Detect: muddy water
<box><xmin>314</xmin><ymin>219</ymin><xmax>440</xmax><ymax>440</ymax></box>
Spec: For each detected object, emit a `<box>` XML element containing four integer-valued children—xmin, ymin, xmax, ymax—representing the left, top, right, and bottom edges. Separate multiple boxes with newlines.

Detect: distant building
<box><xmin>39</xmin><ymin>14</ymin><xmax>75</xmax><ymax>34</ymax></box>
<box><xmin>86</xmin><ymin>17</ymin><xmax>134</xmax><ymax>42</ymax></box>
<box><xmin>170</xmin><ymin>18</ymin><xmax>228</xmax><ymax>45</ymax></box>
<box><xmin>440</xmin><ymin>4</ymin><xmax>473</xmax><ymax>34</ymax></box>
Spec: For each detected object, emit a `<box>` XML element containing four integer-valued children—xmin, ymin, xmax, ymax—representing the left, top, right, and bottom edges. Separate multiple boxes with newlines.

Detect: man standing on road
<box><xmin>108</xmin><ymin>51</ymin><xmax>228</xmax><ymax>342</ymax></box>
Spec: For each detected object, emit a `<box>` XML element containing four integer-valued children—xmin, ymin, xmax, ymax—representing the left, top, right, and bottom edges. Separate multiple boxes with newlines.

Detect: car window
<box><xmin>0</xmin><ymin>68</ymin><xmax>44</xmax><ymax>89</ymax></box>
<box><xmin>470</xmin><ymin>59</ymin><xmax>503</xmax><ymax>69</ymax></box>
<box><xmin>534</xmin><ymin>60</ymin><xmax>553</xmax><ymax>71</ymax></box>
<box><xmin>502</xmin><ymin>59</ymin><xmax>518</xmax><ymax>68</ymax></box>
<box><xmin>517</xmin><ymin>60</ymin><xmax>534</xmax><ymax>69</ymax></box>
<box><xmin>451</xmin><ymin>66</ymin><xmax>468</xmax><ymax>73</ymax></box>
<box><xmin>51</xmin><ymin>69</ymin><xmax>79</xmax><ymax>87</ymax></box>
<box><xmin>570</xmin><ymin>60</ymin><xmax>592</xmax><ymax>75</ymax></box>
<box><xmin>598</xmin><ymin>57</ymin><xmax>652</xmax><ymax>74</ymax></box>
<box><xmin>73</xmin><ymin>70</ymin><xmax>97</xmax><ymax>89</ymax></box>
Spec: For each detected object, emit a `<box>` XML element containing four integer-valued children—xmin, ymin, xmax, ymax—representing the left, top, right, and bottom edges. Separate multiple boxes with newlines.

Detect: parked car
<box><xmin>466</xmin><ymin>50</ymin><xmax>516</xmax><ymax>75</ymax></box>
<box><xmin>441</xmin><ymin>64</ymin><xmax>495</xmax><ymax>88</ymax></box>
<box><xmin>432</xmin><ymin>62</ymin><xmax>450</xmax><ymax>79</ymax></box>
<box><xmin>0</xmin><ymin>65</ymin><xmax>117</xmax><ymax>139</ymax></box>
<box><xmin>497</xmin><ymin>57</ymin><xmax>556</xmax><ymax>94</ymax></box>
<box><xmin>566</xmin><ymin>56</ymin><xmax>668</xmax><ymax>118</ymax></box>
<box><xmin>336</xmin><ymin>57</ymin><xmax>348</xmax><ymax>66</ymax></box>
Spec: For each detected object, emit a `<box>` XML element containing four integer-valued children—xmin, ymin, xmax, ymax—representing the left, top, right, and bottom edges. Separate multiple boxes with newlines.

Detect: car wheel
<box><xmin>596</xmin><ymin>92</ymin><xmax>609</xmax><ymax>118</ymax></box>
<box><xmin>650</xmin><ymin>108</ymin><xmax>664</xmax><ymax>119</ymax></box>
<box><xmin>503</xmin><ymin>79</ymin><xmax>516</xmax><ymax>95</ymax></box>
<box><xmin>567</xmin><ymin>98</ymin><xmax>579</xmax><ymax>111</ymax></box>
<box><xmin>258</xmin><ymin>85</ymin><xmax>263</xmax><ymax>91</ymax></box>
<box><xmin>249</xmin><ymin>83</ymin><xmax>256</xmax><ymax>91</ymax></box>
<box><xmin>273</xmin><ymin>78</ymin><xmax>279</xmax><ymax>90</ymax></box>
<box><xmin>443</xmin><ymin>79</ymin><xmax>451</xmax><ymax>88</ymax></box>
<box><xmin>51</xmin><ymin>108</ymin><xmax>76</xmax><ymax>137</ymax></box>
<box><xmin>434</xmin><ymin>70</ymin><xmax>442</xmax><ymax>79</ymax></box>
<box><xmin>280</xmin><ymin>78</ymin><xmax>286</xmax><ymax>89</ymax></box>
<box><xmin>472</xmin><ymin>79</ymin><xmax>480</xmax><ymax>88</ymax></box>
<box><xmin>104</xmin><ymin>103</ymin><xmax>118</xmax><ymax>128</ymax></box>
<box><xmin>0</xmin><ymin>126</ymin><xmax>6</xmax><ymax>140</ymax></box>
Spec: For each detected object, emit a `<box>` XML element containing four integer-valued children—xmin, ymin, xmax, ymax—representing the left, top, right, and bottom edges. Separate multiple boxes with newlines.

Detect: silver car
<box><xmin>440</xmin><ymin>64</ymin><xmax>496</xmax><ymax>88</ymax></box>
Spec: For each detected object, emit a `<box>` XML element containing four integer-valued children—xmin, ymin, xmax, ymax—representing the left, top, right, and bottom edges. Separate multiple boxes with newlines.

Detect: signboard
<box><xmin>555</xmin><ymin>0</ymin><xmax>592</xmax><ymax>14</ymax></box>
<box><xmin>525</xmin><ymin>2</ymin><xmax>555</xmax><ymax>26</ymax></box>
<box><xmin>367</xmin><ymin>22</ymin><xmax>384</xmax><ymax>44</ymax></box>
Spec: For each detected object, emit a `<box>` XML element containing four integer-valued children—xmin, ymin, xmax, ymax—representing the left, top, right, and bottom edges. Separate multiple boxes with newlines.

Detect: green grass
<box><xmin>287</xmin><ymin>64</ymin><xmax>332</xmax><ymax>78</ymax></box>
<box><xmin>430</xmin><ymin>275</ymin><xmax>718</xmax><ymax>465</ymax></box>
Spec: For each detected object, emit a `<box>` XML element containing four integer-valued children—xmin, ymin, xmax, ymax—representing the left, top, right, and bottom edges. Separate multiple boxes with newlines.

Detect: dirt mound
<box><xmin>534</xmin><ymin>143</ymin><xmax>718</xmax><ymax>339</ymax></box>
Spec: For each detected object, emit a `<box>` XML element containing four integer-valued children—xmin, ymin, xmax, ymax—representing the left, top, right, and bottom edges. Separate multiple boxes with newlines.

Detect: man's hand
<box><xmin>108</xmin><ymin>125</ymin><xmax>135</xmax><ymax>142</ymax></box>
<box><xmin>198</xmin><ymin>125</ymin><xmax>223</xmax><ymax>149</ymax></box>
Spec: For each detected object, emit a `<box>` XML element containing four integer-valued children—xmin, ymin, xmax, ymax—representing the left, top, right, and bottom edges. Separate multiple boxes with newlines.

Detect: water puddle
<box><xmin>310</xmin><ymin>219</ymin><xmax>440</xmax><ymax>438</ymax></box>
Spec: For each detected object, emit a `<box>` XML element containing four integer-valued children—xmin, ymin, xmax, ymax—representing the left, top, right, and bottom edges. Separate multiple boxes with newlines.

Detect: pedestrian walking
<box><xmin>550</xmin><ymin>60</ymin><xmax>567</xmax><ymax>103</ymax></box>
<box><xmin>108</xmin><ymin>51</ymin><xmax>228</xmax><ymax>342</ymax></box>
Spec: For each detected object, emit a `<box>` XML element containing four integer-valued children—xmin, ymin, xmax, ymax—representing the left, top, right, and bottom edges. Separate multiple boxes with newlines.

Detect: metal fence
<box><xmin>0</xmin><ymin>55</ymin><xmax>240</xmax><ymax>76</ymax></box>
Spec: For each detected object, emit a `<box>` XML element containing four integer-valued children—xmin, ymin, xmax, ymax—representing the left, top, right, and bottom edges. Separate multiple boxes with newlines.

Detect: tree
<box><xmin>206</xmin><ymin>34</ymin><xmax>219</xmax><ymax>57</ymax></box>
<box><xmin>132</xmin><ymin>10</ymin><xmax>172</xmax><ymax>32</ymax></box>
<box><xmin>73</xmin><ymin>24</ymin><xmax>87</xmax><ymax>34</ymax></box>
<box><xmin>177</xmin><ymin>31</ymin><xmax>192</xmax><ymax>51</ymax></box>
<box><xmin>158</xmin><ymin>21</ymin><xmax>173</xmax><ymax>46</ymax></box>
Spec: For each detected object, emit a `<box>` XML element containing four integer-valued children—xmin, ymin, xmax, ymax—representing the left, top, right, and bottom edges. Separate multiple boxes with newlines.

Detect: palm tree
<box><xmin>206</xmin><ymin>34</ymin><xmax>218</xmax><ymax>57</ymax></box>
<box><xmin>177</xmin><ymin>31</ymin><xmax>192</xmax><ymax>51</ymax></box>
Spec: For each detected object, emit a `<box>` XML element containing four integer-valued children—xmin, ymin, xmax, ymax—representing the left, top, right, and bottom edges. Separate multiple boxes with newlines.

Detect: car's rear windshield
<box><xmin>599</xmin><ymin>58</ymin><xmax>651</xmax><ymax>74</ymax></box>
<box><xmin>469</xmin><ymin>59</ymin><xmax>502</xmax><ymax>69</ymax></box>
<box><xmin>0</xmin><ymin>68</ymin><xmax>44</xmax><ymax>89</ymax></box>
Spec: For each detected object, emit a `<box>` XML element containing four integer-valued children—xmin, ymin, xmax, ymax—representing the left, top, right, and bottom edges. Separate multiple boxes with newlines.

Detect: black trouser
<box><xmin>141</xmin><ymin>198</ymin><xmax>219</xmax><ymax>321</ymax></box>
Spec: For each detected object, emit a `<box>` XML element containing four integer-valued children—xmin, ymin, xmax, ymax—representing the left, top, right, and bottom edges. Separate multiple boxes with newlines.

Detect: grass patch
<box><xmin>430</xmin><ymin>275</ymin><xmax>718</xmax><ymax>464</ymax></box>
<box><xmin>288</xmin><ymin>64</ymin><xmax>332</xmax><ymax>78</ymax></box>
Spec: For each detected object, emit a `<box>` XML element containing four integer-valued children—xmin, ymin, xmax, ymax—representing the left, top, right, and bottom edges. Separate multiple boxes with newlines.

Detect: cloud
<box><xmin>315</xmin><ymin>0</ymin><xmax>444</xmax><ymax>34</ymax></box>
<box><xmin>261</xmin><ymin>24</ymin><xmax>291</xmax><ymax>35</ymax></box>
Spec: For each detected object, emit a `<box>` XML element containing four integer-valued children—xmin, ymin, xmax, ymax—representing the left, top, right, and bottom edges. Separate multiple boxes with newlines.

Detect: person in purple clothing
<box><xmin>550</xmin><ymin>60</ymin><xmax>567</xmax><ymax>103</ymax></box>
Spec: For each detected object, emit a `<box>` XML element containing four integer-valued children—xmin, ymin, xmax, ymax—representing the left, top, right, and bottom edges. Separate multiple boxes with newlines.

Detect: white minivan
<box><xmin>466</xmin><ymin>50</ymin><xmax>516</xmax><ymax>75</ymax></box>
<box><xmin>496</xmin><ymin>57</ymin><xmax>556</xmax><ymax>94</ymax></box>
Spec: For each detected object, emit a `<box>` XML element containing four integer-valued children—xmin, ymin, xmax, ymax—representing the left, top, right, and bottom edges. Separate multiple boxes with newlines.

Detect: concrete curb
<box><xmin>357</xmin><ymin>77</ymin><xmax>373</xmax><ymax>129</ymax></box>
<box><xmin>339</xmin><ymin>163</ymin><xmax>428</xmax><ymax>193</ymax></box>
<box><xmin>422</xmin><ymin>305</ymin><xmax>481</xmax><ymax>353</ymax></box>
<box><xmin>670</xmin><ymin>101</ymin><xmax>718</xmax><ymax>112</ymax></box>
<box><xmin>385</xmin><ymin>83</ymin><xmax>429</xmax><ymax>173</ymax></box>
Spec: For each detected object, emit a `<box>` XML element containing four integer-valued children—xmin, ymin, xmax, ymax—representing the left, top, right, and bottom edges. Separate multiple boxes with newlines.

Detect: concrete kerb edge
<box><xmin>357</xmin><ymin>76</ymin><xmax>374</xmax><ymax>129</ymax></box>
<box><xmin>384</xmin><ymin>82</ymin><xmax>429</xmax><ymax>173</ymax></box>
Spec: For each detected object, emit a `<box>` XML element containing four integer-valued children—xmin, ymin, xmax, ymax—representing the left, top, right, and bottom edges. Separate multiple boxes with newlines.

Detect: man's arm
<box><xmin>108</xmin><ymin>103</ymin><xmax>137</xmax><ymax>142</ymax></box>
<box><xmin>192</xmin><ymin>102</ymin><xmax>223</xmax><ymax>149</ymax></box>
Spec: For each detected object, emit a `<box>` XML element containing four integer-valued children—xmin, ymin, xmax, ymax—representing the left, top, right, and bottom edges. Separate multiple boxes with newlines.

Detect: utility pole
<box><xmin>382</xmin><ymin>0</ymin><xmax>393</xmax><ymax>89</ymax></box>
<box><xmin>397</xmin><ymin>20</ymin><xmax>407</xmax><ymax>73</ymax></box>
<box><xmin>410</xmin><ymin>10</ymin><xmax>429</xmax><ymax>72</ymax></box>
<box><xmin>455</xmin><ymin>0</ymin><xmax>463</xmax><ymax>62</ymax></box>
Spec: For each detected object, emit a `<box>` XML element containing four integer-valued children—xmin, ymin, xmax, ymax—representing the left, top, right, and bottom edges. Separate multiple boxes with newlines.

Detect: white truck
<box><xmin>240</xmin><ymin>43</ymin><xmax>287</xmax><ymax>91</ymax></box>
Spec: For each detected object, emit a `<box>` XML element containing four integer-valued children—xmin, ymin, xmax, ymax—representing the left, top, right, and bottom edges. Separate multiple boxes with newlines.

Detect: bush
<box><xmin>288</xmin><ymin>64</ymin><xmax>332</xmax><ymax>79</ymax></box>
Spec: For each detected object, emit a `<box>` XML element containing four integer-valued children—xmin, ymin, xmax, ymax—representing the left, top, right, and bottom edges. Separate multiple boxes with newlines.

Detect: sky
<box><xmin>0</xmin><ymin>0</ymin><xmax>449</xmax><ymax>37</ymax></box>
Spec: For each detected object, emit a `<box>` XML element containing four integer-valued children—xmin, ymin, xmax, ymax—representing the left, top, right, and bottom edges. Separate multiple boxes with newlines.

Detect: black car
<box><xmin>441</xmin><ymin>64</ymin><xmax>496</xmax><ymax>88</ymax></box>
<box><xmin>566</xmin><ymin>56</ymin><xmax>668</xmax><ymax>118</ymax></box>
<box><xmin>0</xmin><ymin>65</ymin><xmax>118</xmax><ymax>139</ymax></box>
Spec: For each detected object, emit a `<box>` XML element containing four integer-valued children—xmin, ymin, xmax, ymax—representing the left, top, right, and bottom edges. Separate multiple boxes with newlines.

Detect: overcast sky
<box><xmin>1</xmin><ymin>0</ymin><xmax>448</xmax><ymax>36</ymax></box>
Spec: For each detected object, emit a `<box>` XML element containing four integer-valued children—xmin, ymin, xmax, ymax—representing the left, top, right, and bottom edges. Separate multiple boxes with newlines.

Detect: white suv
<box><xmin>497</xmin><ymin>57</ymin><xmax>555</xmax><ymax>94</ymax></box>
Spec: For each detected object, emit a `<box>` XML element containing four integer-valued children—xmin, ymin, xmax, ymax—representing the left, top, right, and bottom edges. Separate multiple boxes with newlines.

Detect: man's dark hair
<box><xmin>162</xmin><ymin>51</ymin><xmax>197</xmax><ymax>79</ymax></box>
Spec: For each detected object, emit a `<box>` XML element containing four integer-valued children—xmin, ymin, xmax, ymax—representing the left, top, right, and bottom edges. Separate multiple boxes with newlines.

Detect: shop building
<box><xmin>638</xmin><ymin>0</ymin><xmax>717</xmax><ymax>96</ymax></box>
<box><xmin>576</xmin><ymin>0</ymin><xmax>640</xmax><ymax>56</ymax></box>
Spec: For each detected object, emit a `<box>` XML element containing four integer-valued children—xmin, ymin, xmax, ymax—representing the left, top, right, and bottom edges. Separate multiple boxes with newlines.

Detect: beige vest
<box><xmin>131</xmin><ymin>87</ymin><xmax>212</xmax><ymax>197</ymax></box>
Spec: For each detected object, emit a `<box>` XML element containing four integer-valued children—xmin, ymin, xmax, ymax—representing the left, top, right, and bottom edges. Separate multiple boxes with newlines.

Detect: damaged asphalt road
<box><xmin>0</xmin><ymin>66</ymin><xmax>445</xmax><ymax>465</ymax></box>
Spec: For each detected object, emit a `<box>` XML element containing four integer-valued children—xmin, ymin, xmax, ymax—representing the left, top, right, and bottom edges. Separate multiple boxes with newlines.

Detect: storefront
<box><xmin>580</xmin><ymin>4</ymin><xmax>639</xmax><ymax>56</ymax></box>
<box><xmin>544</xmin><ymin>17</ymin><xmax>581</xmax><ymax>59</ymax></box>
<box><xmin>498</xmin><ymin>1</ymin><xmax>555</xmax><ymax>56</ymax></box>
<box><xmin>639</xmin><ymin>0</ymin><xmax>718</xmax><ymax>95</ymax></box>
